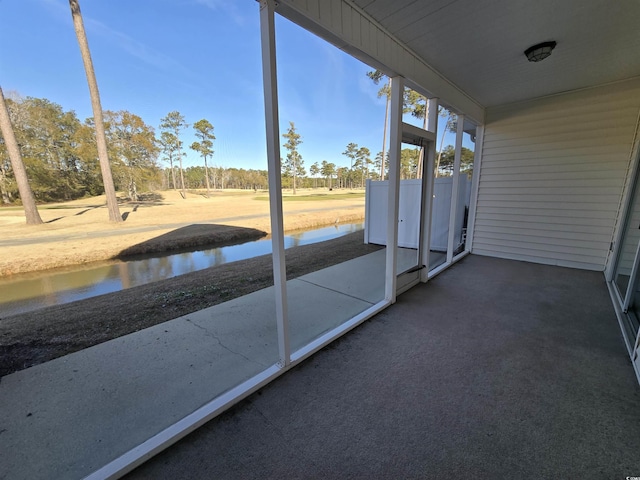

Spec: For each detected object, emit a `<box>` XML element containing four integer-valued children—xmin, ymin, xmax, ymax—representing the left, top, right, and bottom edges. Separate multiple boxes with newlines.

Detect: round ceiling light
<box><xmin>524</xmin><ymin>41</ymin><xmax>557</xmax><ymax>62</ymax></box>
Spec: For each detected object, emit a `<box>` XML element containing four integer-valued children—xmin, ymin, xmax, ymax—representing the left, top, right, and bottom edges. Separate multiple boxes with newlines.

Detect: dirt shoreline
<box><xmin>0</xmin><ymin>231</ymin><xmax>382</xmax><ymax>377</ymax></box>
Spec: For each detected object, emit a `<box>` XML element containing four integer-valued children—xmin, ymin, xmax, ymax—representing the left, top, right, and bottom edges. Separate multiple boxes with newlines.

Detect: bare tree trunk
<box><xmin>0</xmin><ymin>86</ymin><xmax>43</xmax><ymax>225</ymax></box>
<box><xmin>1</xmin><ymin>161</ymin><xmax>14</xmax><ymax>204</ymax></box>
<box><xmin>379</xmin><ymin>78</ymin><xmax>390</xmax><ymax>180</ymax></box>
<box><xmin>435</xmin><ymin>117</ymin><xmax>450</xmax><ymax>179</ymax></box>
<box><xmin>416</xmin><ymin>103</ymin><xmax>428</xmax><ymax>180</ymax></box>
<box><xmin>169</xmin><ymin>158</ymin><xmax>176</xmax><ymax>189</ymax></box>
<box><xmin>293</xmin><ymin>165</ymin><xmax>297</xmax><ymax>195</ymax></box>
<box><xmin>69</xmin><ymin>0</ymin><xmax>122</xmax><ymax>222</ymax></box>
<box><xmin>204</xmin><ymin>156</ymin><xmax>211</xmax><ymax>195</ymax></box>
<box><xmin>178</xmin><ymin>153</ymin><xmax>186</xmax><ymax>198</ymax></box>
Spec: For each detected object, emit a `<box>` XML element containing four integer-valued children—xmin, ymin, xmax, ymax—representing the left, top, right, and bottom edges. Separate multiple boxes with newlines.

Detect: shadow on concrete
<box><xmin>117</xmin><ymin>224</ymin><xmax>267</xmax><ymax>259</ymax></box>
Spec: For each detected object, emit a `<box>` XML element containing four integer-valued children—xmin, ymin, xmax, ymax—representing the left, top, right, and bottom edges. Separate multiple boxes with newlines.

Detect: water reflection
<box><xmin>0</xmin><ymin>223</ymin><xmax>363</xmax><ymax>317</ymax></box>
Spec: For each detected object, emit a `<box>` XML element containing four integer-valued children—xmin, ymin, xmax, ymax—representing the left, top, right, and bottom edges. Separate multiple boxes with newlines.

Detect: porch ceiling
<box><xmin>353</xmin><ymin>0</ymin><xmax>640</xmax><ymax>107</ymax></box>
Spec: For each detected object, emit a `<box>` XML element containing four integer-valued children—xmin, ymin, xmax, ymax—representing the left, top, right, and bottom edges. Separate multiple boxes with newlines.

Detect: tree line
<box><xmin>0</xmin><ymin>1</ymin><xmax>472</xmax><ymax>227</ymax></box>
<box><xmin>0</xmin><ymin>94</ymin><xmax>472</xmax><ymax>204</ymax></box>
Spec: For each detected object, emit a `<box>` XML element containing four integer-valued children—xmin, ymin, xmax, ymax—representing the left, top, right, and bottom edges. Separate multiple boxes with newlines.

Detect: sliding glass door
<box><xmin>612</xmin><ymin>158</ymin><xmax>640</xmax><ymax>348</ymax></box>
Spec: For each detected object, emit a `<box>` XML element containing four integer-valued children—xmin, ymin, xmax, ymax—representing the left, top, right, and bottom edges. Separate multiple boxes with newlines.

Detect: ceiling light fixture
<box><xmin>524</xmin><ymin>41</ymin><xmax>557</xmax><ymax>62</ymax></box>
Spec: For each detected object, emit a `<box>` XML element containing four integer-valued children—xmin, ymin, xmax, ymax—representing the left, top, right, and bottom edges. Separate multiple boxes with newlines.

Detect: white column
<box><xmin>465</xmin><ymin>124</ymin><xmax>484</xmax><ymax>253</ymax></box>
<box><xmin>259</xmin><ymin>0</ymin><xmax>290</xmax><ymax>367</ymax></box>
<box><xmin>446</xmin><ymin>114</ymin><xmax>464</xmax><ymax>262</ymax></box>
<box><xmin>420</xmin><ymin>98</ymin><xmax>438</xmax><ymax>282</ymax></box>
<box><xmin>385</xmin><ymin>76</ymin><xmax>403</xmax><ymax>303</ymax></box>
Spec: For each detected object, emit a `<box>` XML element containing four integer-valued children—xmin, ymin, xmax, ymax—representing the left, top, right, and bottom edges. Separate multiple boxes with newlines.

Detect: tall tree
<box><xmin>103</xmin><ymin>110</ymin><xmax>160</xmax><ymax>200</ymax></box>
<box><xmin>437</xmin><ymin>145</ymin><xmax>474</xmax><ymax>178</ymax></box>
<box><xmin>190</xmin><ymin>119</ymin><xmax>215</xmax><ymax>196</ymax></box>
<box><xmin>282</xmin><ymin>121</ymin><xmax>303</xmax><ymax>195</ymax></box>
<box><xmin>435</xmin><ymin>111</ymin><xmax>457</xmax><ymax>178</ymax></box>
<box><xmin>367</xmin><ymin>70</ymin><xmax>390</xmax><ymax>180</ymax></box>
<box><xmin>160</xmin><ymin>111</ymin><xmax>188</xmax><ymax>197</ymax></box>
<box><xmin>10</xmin><ymin>96</ymin><xmax>88</xmax><ymax>201</ymax></box>
<box><xmin>310</xmin><ymin>161</ymin><xmax>319</xmax><ymax>188</ymax></box>
<box><xmin>159</xmin><ymin>131</ymin><xmax>179</xmax><ymax>190</ymax></box>
<box><xmin>374</xmin><ymin>151</ymin><xmax>387</xmax><ymax>181</ymax></box>
<box><xmin>0</xmin><ymin>86</ymin><xmax>43</xmax><ymax>224</ymax></box>
<box><xmin>336</xmin><ymin>166</ymin><xmax>349</xmax><ymax>189</ymax></box>
<box><xmin>342</xmin><ymin>142</ymin><xmax>358</xmax><ymax>189</ymax></box>
<box><xmin>356</xmin><ymin>146</ymin><xmax>371</xmax><ymax>187</ymax></box>
<box><xmin>69</xmin><ymin>0</ymin><xmax>122</xmax><ymax>222</ymax></box>
<box><xmin>400</xmin><ymin>148</ymin><xmax>420</xmax><ymax>179</ymax></box>
<box><xmin>320</xmin><ymin>160</ymin><xmax>336</xmax><ymax>189</ymax></box>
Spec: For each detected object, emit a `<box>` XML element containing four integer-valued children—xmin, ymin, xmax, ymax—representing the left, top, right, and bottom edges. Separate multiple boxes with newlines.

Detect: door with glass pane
<box><xmin>396</xmin><ymin>125</ymin><xmax>435</xmax><ymax>292</ymax></box>
<box><xmin>612</xmin><ymin>160</ymin><xmax>640</xmax><ymax>349</ymax></box>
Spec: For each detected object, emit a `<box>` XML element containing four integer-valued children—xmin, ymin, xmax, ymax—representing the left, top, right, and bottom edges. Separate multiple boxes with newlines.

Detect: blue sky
<box><xmin>0</xmin><ymin>0</ymin><xmax>460</xmax><ymax>171</ymax></box>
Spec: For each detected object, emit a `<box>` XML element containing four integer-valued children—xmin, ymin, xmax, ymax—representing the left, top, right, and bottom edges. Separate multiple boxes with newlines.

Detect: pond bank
<box><xmin>0</xmin><ymin>230</ymin><xmax>382</xmax><ymax>377</ymax></box>
<box><xmin>0</xmin><ymin>223</ymin><xmax>364</xmax><ymax>317</ymax></box>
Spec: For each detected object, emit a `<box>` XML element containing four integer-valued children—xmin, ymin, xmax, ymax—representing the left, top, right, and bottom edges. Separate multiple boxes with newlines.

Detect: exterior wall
<box><xmin>472</xmin><ymin>78</ymin><xmax>640</xmax><ymax>270</ymax></box>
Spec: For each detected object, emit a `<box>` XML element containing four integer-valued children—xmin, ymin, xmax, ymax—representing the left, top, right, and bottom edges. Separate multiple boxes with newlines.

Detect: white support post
<box><xmin>465</xmin><ymin>124</ymin><xmax>484</xmax><ymax>252</ymax></box>
<box><xmin>446</xmin><ymin>114</ymin><xmax>464</xmax><ymax>262</ymax></box>
<box><xmin>420</xmin><ymin>98</ymin><xmax>439</xmax><ymax>282</ymax></box>
<box><xmin>385</xmin><ymin>76</ymin><xmax>403</xmax><ymax>303</ymax></box>
<box><xmin>260</xmin><ymin>0</ymin><xmax>290</xmax><ymax>367</ymax></box>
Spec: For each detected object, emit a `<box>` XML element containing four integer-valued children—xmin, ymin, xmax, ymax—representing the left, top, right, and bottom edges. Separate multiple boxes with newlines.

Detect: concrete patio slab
<box><xmin>298</xmin><ymin>247</ymin><xmax>416</xmax><ymax>304</ymax></box>
<box><xmin>0</xmin><ymin>251</ymin><xmax>382</xmax><ymax>480</ymax></box>
<box><xmin>126</xmin><ymin>255</ymin><xmax>640</xmax><ymax>480</ymax></box>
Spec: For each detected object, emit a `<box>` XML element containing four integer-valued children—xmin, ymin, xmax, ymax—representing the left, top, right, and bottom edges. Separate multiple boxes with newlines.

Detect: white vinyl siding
<box><xmin>472</xmin><ymin>78</ymin><xmax>640</xmax><ymax>271</ymax></box>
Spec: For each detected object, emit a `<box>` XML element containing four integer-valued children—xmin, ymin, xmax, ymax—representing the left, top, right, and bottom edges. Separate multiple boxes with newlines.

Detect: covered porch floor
<box><xmin>2</xmin><ymin>254</ymin><xmax>640</xmax><ymax>478</ymax></box>
<box><xmin>126</xmin><ymin>254</ymin><xmax>640</xmax><ymax>478</ymax></box>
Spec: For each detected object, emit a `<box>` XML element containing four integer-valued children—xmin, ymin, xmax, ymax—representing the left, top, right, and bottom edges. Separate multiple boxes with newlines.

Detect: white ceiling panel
<box><xmin>357</xmin><ymin>0</ymin><xmax>640</xmax><ymax>107</ymax></box>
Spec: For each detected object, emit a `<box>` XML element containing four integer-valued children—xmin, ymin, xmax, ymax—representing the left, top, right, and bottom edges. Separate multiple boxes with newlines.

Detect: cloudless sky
<box><xmin>0</xmin><ymin>0</ymin><xmax>462</xmax><ymax>172</ymax></box>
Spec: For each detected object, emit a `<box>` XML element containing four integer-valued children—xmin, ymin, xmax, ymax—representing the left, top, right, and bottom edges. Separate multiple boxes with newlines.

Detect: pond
<box><xmin>0</xmin><ymin>223</ymin><xmax>363</xmax><ymax>317</ymax></box>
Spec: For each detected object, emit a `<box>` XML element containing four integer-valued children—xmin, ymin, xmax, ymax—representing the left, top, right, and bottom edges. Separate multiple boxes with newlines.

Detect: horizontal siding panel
<box><xmin>476</xmin><ymin>191</ymin><xmax>622</xmax><ymax>200</ymax></box>
<box><xmin>475</xmin><ymin>224</ymin><xmax>612</xmax><ymax>242</ymax></box>
<box><xmin>480</xmin><ymin>162</ymin><xmax>627</xmax><ymax>176</ymax></box>
<box><xmin>473</xmin><ymin>79</ymin><xmax>640</xmax><ymax>270</ymax></box>
<box><xmin>486</xmin><ymin>83</ymin><xmax>640</xmax><ymax>124</ymax></box>
<box><xmin>474</xmin><ymin>229</ymin><xmax>609</xmax><ymax>251</ymax></box>
<box><xmin>486</xmin><ymin>104</ymin><xmax>638</xmax><ymax>130</ymax></box>
<box><xmin>474</xmin><ymin>206</ymin><xmax>617</xmax><ymax>221</ymax></box>
<box><xmin>481</xmin><ymin>134</ymin><xmax>633</xmax><ymax>156</ymax></box>
<box><xmin>472</xmin><ymin>237</ymin><xmax>605</xmax><ymax>262</ymax></box>
<box><xmin>484</xmin><ymin>108</ymin><xmax>640</xmax><ymax>141</ymax></box>
<box><xmin>475</xmin><ymin>214</ymin><xmax>615</xmax><ymax>230</ymax></box>
<box><xmin>486</xmin><ymin>100</ymin><xmax>638</xmax><ymax>131</ymax></box>
<box><xmin>483</xmin><ymin>126</ymin><xmax>635</xmax><ymax>150</ymax></box>
<box><xmin>481</xmin><ymin>146</ymin><xmax>629</xmax><ymax>163</ymax></box>
<box><xmin>474</xmin><ymin>245</ymin><xmax>604</xmax><ymax>270</ymax></box>
<box><xmin>478</xmin><ymin>180</ymin><xmax>623</xmax><ymax>191</ymax></box>
<box><xmin>476</xmin><ymin>199</ymin><xmax>621</xmax><ymax>211</ymax></box>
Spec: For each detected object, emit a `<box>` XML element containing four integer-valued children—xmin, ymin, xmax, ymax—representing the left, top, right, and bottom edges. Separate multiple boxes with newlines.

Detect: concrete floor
<box><xmin>3</xmin><ymin>253</ymin><xmax>639</xmax><ymax>479</ymax></box>
<box><xmin>0</xmin><ymin>248</ymin><xmax>416</xmax><ymax>480</ymax></box>
<box><xmin>125</xmin><ymin>254</ymin><xmax>640</xmax><ymax>479</ymax></box>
